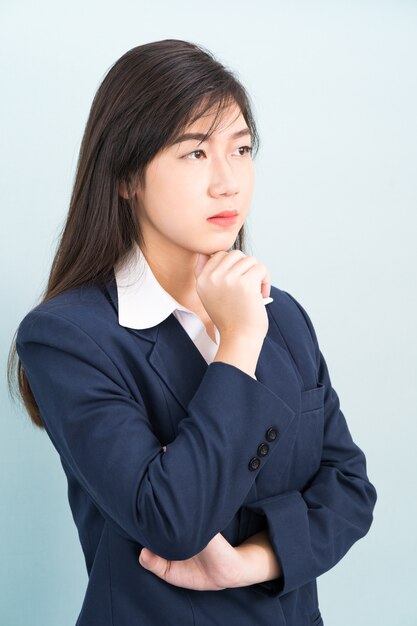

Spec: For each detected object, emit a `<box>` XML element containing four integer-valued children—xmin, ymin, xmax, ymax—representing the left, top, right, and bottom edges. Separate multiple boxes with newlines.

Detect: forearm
<box><xmin>233</xmin><ymin>530</ymin><xmax>282</xmax><ymax>588</ymax></box>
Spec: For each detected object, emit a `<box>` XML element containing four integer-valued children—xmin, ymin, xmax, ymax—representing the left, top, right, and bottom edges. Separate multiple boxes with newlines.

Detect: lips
<box><xmin>208</xmin><ymin>210</ymin><xmax>238</xmax><ymax>218</ymax></box>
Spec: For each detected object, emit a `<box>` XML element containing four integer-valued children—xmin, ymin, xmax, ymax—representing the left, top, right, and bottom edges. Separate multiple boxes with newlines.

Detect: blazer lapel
<box><xmin>149</xmin><ymin>314</ymin><xmax>211</xmax><ymax>410</ymax></box>
<box><xmin>103</xmin><ymin>274</ymin><xmax>302</xmax><ymax>417</ymax></box>
<box><xmin>103</xmin><ymin>274</ymin><xmax>209</xmax><ymax>411</ymax></box>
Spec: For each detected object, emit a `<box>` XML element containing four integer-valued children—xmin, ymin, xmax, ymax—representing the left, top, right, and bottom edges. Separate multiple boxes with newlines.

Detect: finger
<box><xmin>196</xmin><ymin>250</ymin><xmax>229</xmax><ymax>276</ymax></box>
<box><xmin>139</xmin><ymin>548</ymin><xmax>168</xmax><ymax>578</ymax></box>
<box><xmin>194</xmin><ymin>253</ymin><xmax>210</xmax><ymax>278</ymax></box>
<box><xmin>261</xmin><ymin>274</ymin><xmax>271</xmax><ymax>299</ymax></box>
<box><xmin>226</xmin><ymin>254</ymin><xmax>258</xmax><ymax>278</ymax></box>
<box><xmin>243</xmin><ymin>263</ymin><xmax>271</xmax><ymax>299</ymax></box>
<box><xmin>210</xmin><ymin>249</ymin><xmax>246</xmax><ymax>273</ymax></box>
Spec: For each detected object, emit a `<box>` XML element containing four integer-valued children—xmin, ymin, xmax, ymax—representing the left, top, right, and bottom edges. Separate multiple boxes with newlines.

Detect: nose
<box><xmin>208</xmin><ymin>154</ymin><xmax>240</xmax><ymax>197</ymax></box>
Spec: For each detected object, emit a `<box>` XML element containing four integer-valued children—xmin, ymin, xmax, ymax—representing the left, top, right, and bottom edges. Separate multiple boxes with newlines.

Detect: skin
<box><xmin>139</xmin><ymin>524</ymin><xmax>281</xmax><ymax>591</ymax></box>
<box><xmin>120</xmin><ymin>100</ymin><xmax>255</xmax><ymax>322</ymax></box>
<box><xmin>120</xmin><ymin>102</ymin><xmax>282</xmax><ymax>590</ymax></box>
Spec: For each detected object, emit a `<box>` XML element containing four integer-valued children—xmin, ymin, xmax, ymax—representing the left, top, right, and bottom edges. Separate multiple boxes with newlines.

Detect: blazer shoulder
<box><xmin>16</xmin><ymin>283</ymin><xmax>113</xmax><ymax>344</ymax></box>
<box><xmin>268</xmin><ymin>283</ymin><xmax>319</xmax><ymax>356</ymax></box>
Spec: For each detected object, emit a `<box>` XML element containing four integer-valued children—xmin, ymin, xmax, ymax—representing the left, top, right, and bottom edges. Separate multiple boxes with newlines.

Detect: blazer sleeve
<box><xmin>16</xmin><ymin>309</ymin><xmax>296</xmax><ymax>561</ymax></box>
<box><xmin>245</xmin><ymin>293</ymin><xmax>378</xmax><ymax>597</ymax></box>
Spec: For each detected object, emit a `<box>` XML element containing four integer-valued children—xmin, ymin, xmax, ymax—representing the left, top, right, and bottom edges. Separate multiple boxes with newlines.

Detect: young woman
<box><xmin>8</xmin><ymin>39</ymin><xmax>377</xmax><ymax>625</ymax></box>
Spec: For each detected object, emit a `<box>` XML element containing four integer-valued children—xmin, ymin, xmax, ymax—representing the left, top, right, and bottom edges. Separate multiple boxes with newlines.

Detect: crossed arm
<box><xmin>139</xmin><ymin>527</ymin><xmax>281</xmax><ymax>591</ymax></box>
<box><xmin>139</xmin><ymin>446</ymin><xmax>281</xmax><ymax>591</ymax></box>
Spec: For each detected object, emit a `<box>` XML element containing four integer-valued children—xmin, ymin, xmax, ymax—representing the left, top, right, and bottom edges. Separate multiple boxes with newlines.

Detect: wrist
<box><xmin>213</xmin><ymin>334</ymin><xmax>264</xmax><ymax>378</ymax></box>
<box><xmin>232</xmin><ymin>531</ymin><xmax>282</xmax><ymax>588</ymax></box>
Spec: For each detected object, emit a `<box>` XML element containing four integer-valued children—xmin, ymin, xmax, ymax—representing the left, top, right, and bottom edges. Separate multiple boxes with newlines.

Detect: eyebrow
<box><xmin>171</xmin><ymin>127</ymin><xmax>251</xmax><ymax>145</ymax></box>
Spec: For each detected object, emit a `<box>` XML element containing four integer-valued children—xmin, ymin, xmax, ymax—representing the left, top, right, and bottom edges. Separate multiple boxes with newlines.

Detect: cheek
<box><xmin>148</xmin><ymin>176</ymin><xmax>203</xmax><ymax>224</ymax></box>
<box><xmin>243</xmin><ymin>165</ymin><xmax>255</xmax><ymax>192</ymax></box>
<box><xmin>145</xmin><ymin>197</ymin><xmax>201</xmax><ymax>237</ymax></box>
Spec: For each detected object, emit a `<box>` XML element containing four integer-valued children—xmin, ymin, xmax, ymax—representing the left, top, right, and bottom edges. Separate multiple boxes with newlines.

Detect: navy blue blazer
<box><xmin>16</xmin><ymin>274</ymin><xmax>377</xmax><ymax>625</ymax></box>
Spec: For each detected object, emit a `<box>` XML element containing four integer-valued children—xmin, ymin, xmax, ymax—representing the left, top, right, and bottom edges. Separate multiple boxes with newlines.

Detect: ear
<box><xmin>119</xmin><ymin>180</ymin><xmax>130</xmax><ymax>199</ymax></box>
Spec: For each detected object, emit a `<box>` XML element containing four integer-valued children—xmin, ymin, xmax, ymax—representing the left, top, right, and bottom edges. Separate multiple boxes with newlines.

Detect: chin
<box><xmin>208</xmin><ymin>238</ymin><xmax>239</xmax><ymax>255</ymax></box>
<box><xmin>191</xmin><ymin>228</ymin><xmax>242</xmax><ymax>256</ymax></box>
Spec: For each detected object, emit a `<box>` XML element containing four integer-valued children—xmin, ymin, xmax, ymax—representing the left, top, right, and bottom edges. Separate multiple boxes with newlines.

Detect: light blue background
<box><xmin>1</xmin><ymin>1</ymin><xmax>416</xmax><ymax>624</ymax></box>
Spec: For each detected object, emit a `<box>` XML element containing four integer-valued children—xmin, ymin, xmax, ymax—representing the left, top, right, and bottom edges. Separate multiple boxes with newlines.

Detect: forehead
<box><xmin>185</xmin><ymin>102</ymin><xmax>245</xmax><ymax>135</ymax></box>
<box><xmin>168</xmin><ymin>107</ymin><xmax>250</xmax><ymax>151</ymax></box>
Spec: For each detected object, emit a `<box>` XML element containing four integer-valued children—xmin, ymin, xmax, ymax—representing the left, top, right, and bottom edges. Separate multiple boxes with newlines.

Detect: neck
<box><xmin>140</xmin><ymin>240</ymin><xmax>205</xmax><ymax>314</ymax></box>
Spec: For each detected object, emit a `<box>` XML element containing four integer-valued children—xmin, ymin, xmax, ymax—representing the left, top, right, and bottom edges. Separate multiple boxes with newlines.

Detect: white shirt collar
<box><xmin>113</xmin><ymin>242</ymin><xmax>273</xmax><ymax>331</ymax></box>
<box><xmin>113</xmin><ymin>242</ymin><xmax>195</xmax><ymax>329</ymax></box>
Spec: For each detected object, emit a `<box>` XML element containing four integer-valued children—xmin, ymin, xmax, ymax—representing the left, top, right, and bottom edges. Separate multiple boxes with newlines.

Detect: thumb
<box><xmin>261</xmin><ymin>279</ymin><xmax>271</xmax><ymax>299</ymax></box>
<box><xmin>194</xmin><ymin>253</ymin><xmax>210</xmax><ymax>278</ymax></box>
<box><xmin>139</xmin><ymin>547</ymin><xmax>157</xmax><ymax>568</ymax></box>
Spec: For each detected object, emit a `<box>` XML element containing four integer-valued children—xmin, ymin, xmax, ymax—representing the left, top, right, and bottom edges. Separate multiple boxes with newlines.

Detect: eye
<box><xmin>183</xmin><ymin>145</ymin><xmax>253</xmax><ymax>160</ymax></box>
<box><xmin>235</xmin><ymin>145</ymin><xmax>253</xmax><ymax>157</ymax></box>
<box><xmin>184</xmin><ymin>149</ymin><xmax>206</xmax><ymax>160</ymax></box>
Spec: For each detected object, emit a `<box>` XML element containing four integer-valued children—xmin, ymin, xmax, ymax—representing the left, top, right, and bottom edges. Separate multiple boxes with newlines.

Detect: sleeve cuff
<box><xmin>244</xmin><ymin>490</ymin><xmax>313</xmax><ymax>597</ymax></box>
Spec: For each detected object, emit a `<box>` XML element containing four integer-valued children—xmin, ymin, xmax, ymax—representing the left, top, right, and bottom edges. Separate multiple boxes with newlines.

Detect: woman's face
<box><xmin>126</xmin><ymin>102</ymin><xmax>255</xmax><ymax>257</ymax></box>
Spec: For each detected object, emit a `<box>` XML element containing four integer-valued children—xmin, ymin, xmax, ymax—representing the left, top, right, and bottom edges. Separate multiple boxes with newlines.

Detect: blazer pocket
<box><xmin>300</xmin><ymin>382</ymin><xmax>325</xmax><ymax>414</ymax></box>
<box><xmin>292</xmin><ymin>383</ymin><xmax>326</xmax><ymax>485</ymax></box>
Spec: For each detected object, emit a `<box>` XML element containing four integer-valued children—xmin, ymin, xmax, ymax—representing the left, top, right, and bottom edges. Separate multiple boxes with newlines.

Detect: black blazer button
<box><xmin>248</xmin><ymin>457</ymin><xmax>261</xmax><ymax>471</ymax></box>
<box><xmin>257</xmin><ymin>442</ymin><xmax>269</xmax><ymax>456</ymax></box>
<box><xmin>266</xmin><ymin>427</ymin><xmax>278</xmax><ymax>442</ymax></box>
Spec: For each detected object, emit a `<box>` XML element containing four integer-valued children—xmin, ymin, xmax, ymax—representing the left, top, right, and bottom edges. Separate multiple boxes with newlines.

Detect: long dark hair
<box><xmin>7</xmin><ymin>38</ymin><xmax>261</xmax><ymax>429</ymax></box>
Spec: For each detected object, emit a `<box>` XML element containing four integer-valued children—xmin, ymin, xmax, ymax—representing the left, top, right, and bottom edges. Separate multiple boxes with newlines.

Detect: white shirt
<box><xmin>113</xmin><ymin>243</ymin><xmax>273</xmax><ymax>376</ymax></box>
